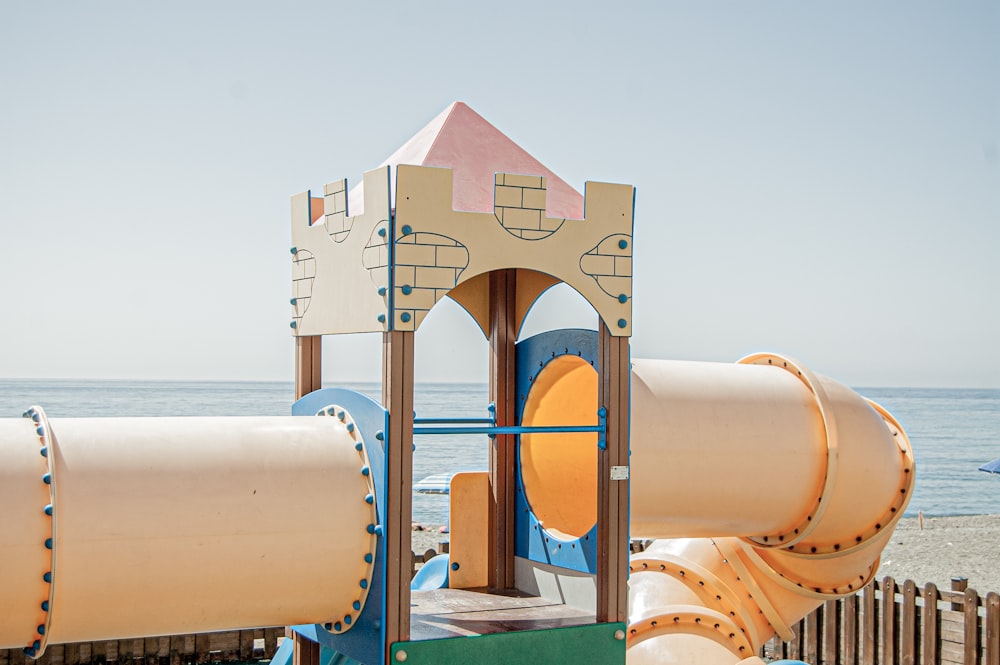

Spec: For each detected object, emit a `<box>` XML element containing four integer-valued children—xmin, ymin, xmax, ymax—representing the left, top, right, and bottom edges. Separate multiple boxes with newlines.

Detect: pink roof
<box><xmin>348</xmin><ymin>102</ymin><xmax>584</xmax><ymax>219</ymax></box>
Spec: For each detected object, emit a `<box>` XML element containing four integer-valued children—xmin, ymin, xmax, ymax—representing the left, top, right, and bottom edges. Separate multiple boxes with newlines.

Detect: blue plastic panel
<box><xmin>514</xmin><ymin>329</ymin><xmax>600</xmax><ymax>574</ymax></box>
<box><xmin>292</xmin><ymin>388</ymin><xmax>388</xmax><ymax>665</ymax></box>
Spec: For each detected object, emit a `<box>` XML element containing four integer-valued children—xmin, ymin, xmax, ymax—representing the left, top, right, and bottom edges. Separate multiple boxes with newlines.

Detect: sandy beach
<box><xmin>413</xmin><ymin>515</ymin><xmax>1000</xmax><ymax>594</ymax></box>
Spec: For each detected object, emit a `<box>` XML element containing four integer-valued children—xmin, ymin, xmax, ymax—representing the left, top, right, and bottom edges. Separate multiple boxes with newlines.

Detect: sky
<box><xmin>1</xmin><ymin>2</ymin><xmax>997</xmax><ymax>388</ymax></box>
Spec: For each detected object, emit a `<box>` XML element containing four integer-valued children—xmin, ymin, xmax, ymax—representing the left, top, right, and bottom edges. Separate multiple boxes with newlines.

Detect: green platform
<box><xmin>390</xmin><ymin>622</ymin><xmax>626</xmax><ymax>664</ymax></box>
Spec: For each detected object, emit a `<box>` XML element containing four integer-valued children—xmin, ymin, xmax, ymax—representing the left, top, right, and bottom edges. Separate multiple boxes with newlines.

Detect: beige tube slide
<box><xmin>519</xmin><ymin>353</ymin><xmax>914</xmax><ymax>664</ymax></box>
<box><xmin>0</xmin><ymin>408</ymin><xmax>378</xmax><ymax>656</ymax></box>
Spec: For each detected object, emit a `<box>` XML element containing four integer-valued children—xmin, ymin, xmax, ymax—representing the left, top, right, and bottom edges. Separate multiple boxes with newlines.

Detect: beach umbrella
<box><xmin>979</xmin><ymin>457</ymin><xmax>1000</xmax><ymax>474</ymax></box>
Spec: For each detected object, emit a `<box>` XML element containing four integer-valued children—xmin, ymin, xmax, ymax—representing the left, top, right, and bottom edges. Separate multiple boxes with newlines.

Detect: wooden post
<box><xmin>294</xmin><ymin>336</ymin><xmax>322</xmax><ymax>400</ymax></box>
<box><xmin>382</xmin><ymin>331</ymin><xmax>415</xmax><ymax>659</ymax></box>
<box><xmin>292</xmin><ymin>633</ymin><xmax>319</xmax><ymax>665</ymax></box>
<box><xmin>597</xmin><ymin>322</ymin><xmax>629</xmax><ymax>623</ymax></box>
<box><xmin>488</xmin><ymin>269</ymin><xmax>517</xmax><ymax>589</ymax></box>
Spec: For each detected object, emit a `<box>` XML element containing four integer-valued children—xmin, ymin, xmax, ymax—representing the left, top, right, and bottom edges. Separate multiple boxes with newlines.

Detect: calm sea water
<box><xmin>1</xmin><ymin>380</ymin><xmax>997</xmax><ymax>523</ymax></box>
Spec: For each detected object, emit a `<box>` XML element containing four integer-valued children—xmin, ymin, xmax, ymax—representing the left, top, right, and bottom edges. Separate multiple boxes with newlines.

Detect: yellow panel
<box><xmin>393</xmin><ymin>166</ymin><xmax>634</xmax><ymax>336</ymax></box>
<box><xmin>448</xmin><ymin>471</ymin><xmax>489</xmax><ymax>589</ymax></box>
<box><xmin>446</xmin><ymin>273</ymin><xmax>490</xmax><ymax>337</ymax></box>
<box><xmin>290</xmin><ymin>167</ymin><xmax>391</xmax><ymax>335</ymax></box>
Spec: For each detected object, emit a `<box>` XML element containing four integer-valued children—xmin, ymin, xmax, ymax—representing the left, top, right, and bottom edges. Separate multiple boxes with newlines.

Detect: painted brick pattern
<box><xmin>362</xmin><ymin>221</ymin><xmax>390</xmax><ymax>301</ymax></box>
<box><xmin>323</xmin><ymin>179</ymin><xmax>352</xmax><ymax>243</ymax></box>
<box><xmin>290</xmin><ymin>249</ymin><xmax>316</xmax><ymax>327</ymax></box>
<box><xmin>393</xmin><ymin>232</ymin><xmax>469</xmax><ymax>330</ymax></box>
<box><xmin>493</xmin><ymin>173</ymin><xmax>565</xmax><ymax>240</ymax></box>
<box><xmin>579</xmin><ymin>234</ymin><xmax>633</xmax><ymax>301</ymax></box>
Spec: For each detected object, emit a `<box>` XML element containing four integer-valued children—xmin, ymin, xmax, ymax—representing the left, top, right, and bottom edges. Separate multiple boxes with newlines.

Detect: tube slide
<box><xmin>0</xmin><ymin>407</ymin><xmax>378</xmax><ymax>656</ymax></box>
<box><xmin>519</xmin><ymin>353</ymin><xmax>914</xmax><ymax>664</ymax></box>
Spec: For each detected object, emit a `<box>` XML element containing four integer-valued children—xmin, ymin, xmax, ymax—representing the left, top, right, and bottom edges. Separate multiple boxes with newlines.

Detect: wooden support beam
<box><xmin>382</xmin><ymin>331</ymin><xmax>415</xmax><ymax>658</ymax></box>
<box><xmin>291</xmin><ymin>633</ymin><xmax>319</xmax><ymax>665</ymax></box>
<box><xmin>294</xmin><ymin>336</ymin><xmax>323</xmax><ymax>400</ymax></box>
<box><xmin>488</xmin><ymin>269</ymin><xmax>517</xmax><ymax>589</ymax></box>
<box><xmin>597</xmin><ymin>322</ymin><xmax>629</xmax><ymax>623</ymax></box>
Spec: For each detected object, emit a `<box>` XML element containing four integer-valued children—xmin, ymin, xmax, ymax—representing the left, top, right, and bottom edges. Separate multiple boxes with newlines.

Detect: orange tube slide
<box><xmin>0</xmin><ymin>408</ymin><xmax>378</xmax><ymax>656</ymax></box>
<box><xmin>519</xmin><ymin>354</ymin><xmax>913</xmax><ymax>664</ymax></box>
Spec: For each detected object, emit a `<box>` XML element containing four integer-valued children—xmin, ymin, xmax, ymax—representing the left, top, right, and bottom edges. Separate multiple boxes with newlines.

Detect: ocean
<box><xmin>1</xmin><ymin>380</ymin><xmax>997</xmax><ymax>523</ymax></box>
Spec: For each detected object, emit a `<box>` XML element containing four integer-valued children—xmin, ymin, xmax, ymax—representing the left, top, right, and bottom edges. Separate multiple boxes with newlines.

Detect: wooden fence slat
<box><xmin>262</xmin><ymin>628</ymin><xmax>281</xmax><ymax>659</ymax></box>
<box><xmin>806</xmin><ymin>607</ymin><xmax>820</xmax><ymax>664</ymax></box>
<box><xmin>901</xmin><ymin>579</ymin><xmax>917</xmax><ymax>665</ymax></box>
<box><xmin>864</xmin><ymin>584</ymin><xmax>877</xmax><ymax>665</ymax></box>
<box><xmin>824</xmin><ymin>599</ymin><xmax>839</xmax><ymax>665</ymax></box>
<box><xmin>985</xmin><ymin>593</ymin><xmax>999</xmax><ymax>665</ymax></box>
<box><xmin>883</xmin><ymin>577</ymin><xmax>897</xmax><ymax>665</ymax></box>
<box><xmin>963</xmin><ymin>587</ymin><xmax>979</xmax><ymax>665</ymax></box>
<box><xmin>844</xmin><ymin>592</ymin><xmax>858</xmax><ymax>665</ymax></box>
<box><xmin>925</xmin><ymin>582</ymin><xmax>941</xmax><ymax>665</ymax></box>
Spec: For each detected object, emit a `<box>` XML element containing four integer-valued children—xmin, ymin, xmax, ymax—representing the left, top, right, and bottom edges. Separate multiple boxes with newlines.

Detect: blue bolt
<box><xmin>364</xmin><ymin>553</ymin><xmax>373</xmax><ymax>564</ymax></box>
<box><xmin>42</xmin><ymin>474</ymin><xmax>51</xmax><ymax>485</ymax></box>
<box><xmin>598</xmin><ymin>407</ymin><xmax>608</xmax><ymax>417</ymax></box>
<box><xmin>401</xmin><ymin>285</ymin><xmax>412</xmax><ymax>295</ymax></box>
<box><xmin>31</xmin><ymin>412</ymin><xmax>40</xmax><ymax>422</ymax></box>
<box><xmin>618</xmin><ymin>239</ymin><xmax>628</xmax><ymax>249</ymax></box>
<box><xmin>23</xmin><ymin>648</ymin><xmax>35</xmax><ymax>657</ymax></box>
<box><xmin>22</xmin><ymin>410</ymin><xmax>29</xmax><ymax>418</ymax></box>
<box><xmin>401</xmin><ymin>225</ymin><xmax>412</xmax><ymax>235</ymax></box>
<box><xmin>37</xmin><ymin>625</ymin><xmax>45</xmax><ymax>635</ymax></box>
<box><xmin>354</xmin><ymin>442</ymin><xmax>363</xmax><ymax>451</ymax></box>
<box><xmin>36</xmin><ymin>427</ymin><xmax>45</xmax><ymax>437</ymax></box>
<box><xmin>374</xmin><ymin>525</ymin><xmax>383</xmax><ymax>536</ymax></box>
<box><xmin>33</xmin><ymin>640</ymin><xmax>40</xmax><ymax>651</ymax></box>
<box><xmin>451</xmin><ymin>562</ymin><xmax>460</xmax><ymax>571</ymax></box>
<box><xmin>40</xmin><ymin>447</ymin><xmax>47</xmax><ymax>458</ymax></box>
<box><xmin>44</xmin><ymin>504</ymin><xmax>53</xmax><ymax>516</ymax></box>
<box><xmin>353</xmin><ymin>600</ymin><xmax>361</xmax><ymax>611</ymax></box>
<box><xmin>365</xmin><ymin>494</ymin><xmax>374</xmax><ymax>504</ymax></box>
<box><xmin>344</xmin><ymin>616</ymin><xmax>352</xmax><ymax>626</ymax></box>
<box><xmin>375</xmin><ymin>431</ymin><xmax>384</xmax><ymax>441</ymax></box>
<box><xmin>617</xmin><ymin>318</ymin><xmax>627</xmax><ymax>328</ymax></box>
<box><xmin>43</xmin><ymin>572</ymin><xmax>51</xmax><ymax>583</ymax></box>
<box><xmin>359</xmin><ymin>579</ymin><xmax>368</xmax><ymax>589</ymax></box>
<box><xmin>378</xmin><ymin>228</ymin><xmax>386</xmax><ymax>237</ymax></box>
<box><xmin>618</xmin><ymin>294</ymin><xmax>628</xmax><ymax>303</ymax></box>
<box><xmin>41</xmin><ymin>601</ymin><xmax>49</xmax><ymax>612</ymax></box>
<box><xmin>334</xmin><ymin>622</ymin><xmax>342</xmax><ymax>632</ymax></box>
<box><xmin>290</xmin><ymin>321</ymin><xmax>297</xmax><ymax>329</ymax></box>
<box><xmin>412</xmin><ymin>443</ymin><xmax>416</xmax><ymax>452</ymax></box>
<box><xmin>401</xmin><ymin>312</ymin><xmax>411</xmax><ymax>323</ymax></box>
<box><xmin>367</xmin><ymin>524</ymin><xmax>376</xmax><ymax>534</ymax></box>
<box><xmin>335</xmin><ymin>410</ymin><xmax>344</xmax><ymax>420</ymax></box>
<box><xmin>290</xmin><ymin>247</ymin><xmax>298</xmax><ymax>255</ymax></box>
<box><xmin>361</xmin><ymin>466</ymin><xmax>370</xmax><ymax>476</ymax></box>
<box><xmin>347</xmin><ymin>423</ymin><xmax>355</xmax><ymax>433</ymax></box>
<box><xmin>290</xmin><ymin>298</ymin><xmax>297</xmax><ymax>305</ymax></box>
<box><xmin>324</xmin><ymin>623</ymin><xmax>332</xmax><ymax>631</ymax></box>
<box><xmin>44</xmin><ymin>538</ymin><xmax>52</xmax><ymax>550</ymax></box>
<box><xmin>487</xmin><ymin>403</ymin><xmax>496</xmax><ymax>412</ymax></box>
<box><xmin>377</xmin><ymin>314</ymin><xmax>386</xmax><ymax>323</ymax></box>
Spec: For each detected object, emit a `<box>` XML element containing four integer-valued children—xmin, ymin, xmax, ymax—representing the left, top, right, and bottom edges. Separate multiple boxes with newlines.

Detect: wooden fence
<box><xmin>0</xmin><ymin>549</ymin><xmax>446</xmax><ymax>665</ymax></box>
<box><xmin>764</xmin><ymin>577</ymin><xmax>1000</xmax><ymax>665</ymax></box>
<box><xmin>4</xmin><ymin>569</ymin><xmax>997</xmax><ymax>665</ymax></box>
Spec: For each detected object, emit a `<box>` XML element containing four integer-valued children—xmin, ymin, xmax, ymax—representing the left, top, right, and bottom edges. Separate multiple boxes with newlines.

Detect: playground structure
<box><xmin>0</xmin><ymin>103</ymin><xmax>914</xmax><ymax>665</ymax></box>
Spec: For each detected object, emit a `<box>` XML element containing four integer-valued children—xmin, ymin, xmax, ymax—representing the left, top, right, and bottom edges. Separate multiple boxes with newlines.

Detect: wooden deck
<box><xmin>410</xmin><ymin>588</ymin><xmax>594</xmax><ymax>641</ymax></box>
